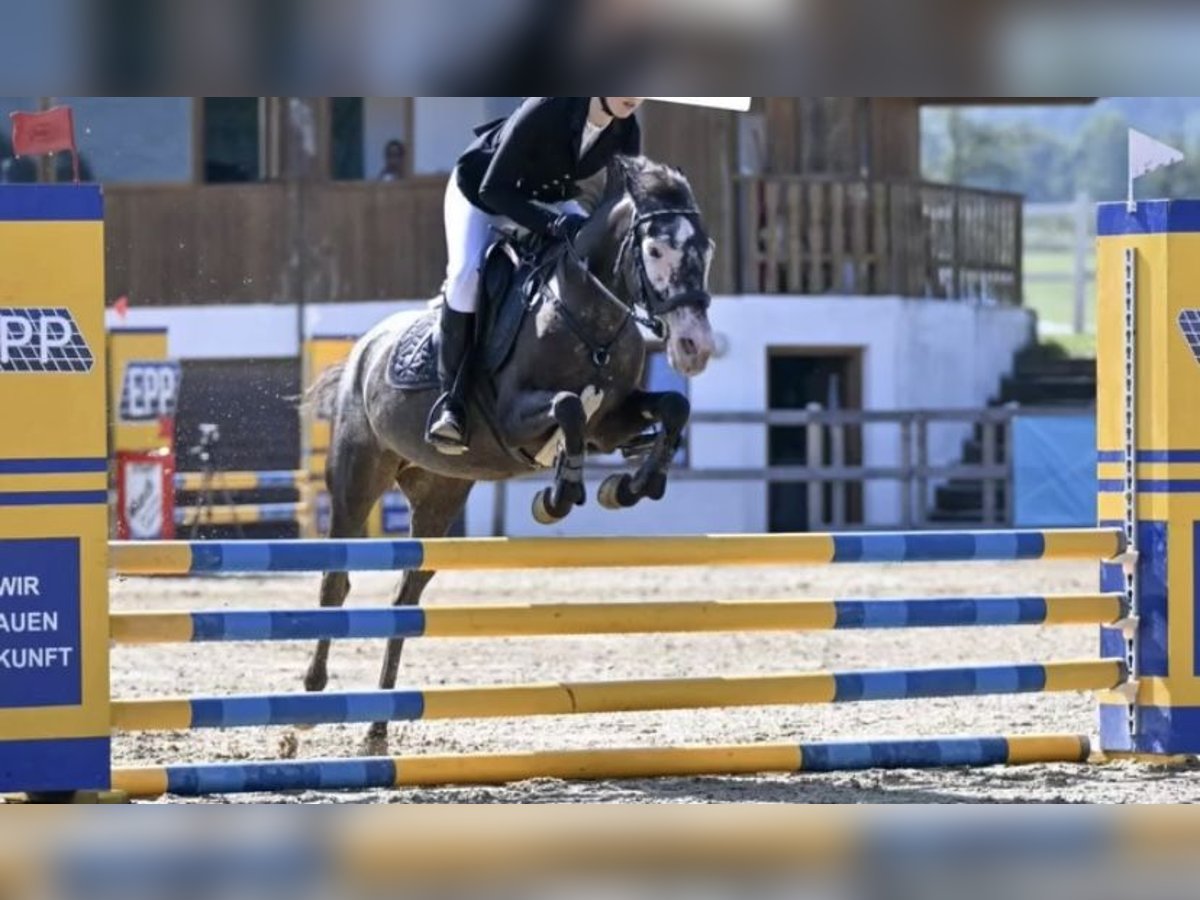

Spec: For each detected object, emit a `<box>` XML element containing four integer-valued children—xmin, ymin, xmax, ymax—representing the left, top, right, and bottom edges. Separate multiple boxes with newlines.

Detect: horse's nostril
<box><xmin>680</xmin><ymin>338</ymin><xmax>697</xmax><ymax>357</ymax></box>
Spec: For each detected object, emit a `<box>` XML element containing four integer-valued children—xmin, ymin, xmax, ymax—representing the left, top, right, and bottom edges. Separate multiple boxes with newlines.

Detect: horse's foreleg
<box><xmin>500</xmin><ymin>389</ymin><xmax>589</xmax><ymax>523</ymax></box>
<box><xmin>364</xmin><ymin>470</ymin><xmax>474</xmax><ymax>755</ymax></box>
<box><xmin>592</xmin><ymin>390</ymin><xmax>690</xmax><ymax>509</ymax></box>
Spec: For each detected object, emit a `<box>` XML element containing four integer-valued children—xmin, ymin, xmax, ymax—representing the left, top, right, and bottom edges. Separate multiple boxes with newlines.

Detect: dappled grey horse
<box><xmin>303</xmin><ymin>155</ymin><xmax>717</xmax><ymax>752</ymax></box>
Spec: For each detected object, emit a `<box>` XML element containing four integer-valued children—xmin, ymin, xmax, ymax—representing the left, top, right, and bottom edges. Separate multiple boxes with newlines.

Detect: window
<box><xmin>62</xmin><ymin>97</ymin><xmax>193</xmax><ymax>183</ymax></box>
<box><xmin>330</xmin><ymin>97</ymin><xmax>412</xmax><ymax>181</ymax></box>
<box><xmin>203</xmin><ymin>97</ymin><xmax>261</xmax><ymax>183</ymax></box>
<box><xmin>330</xmin><ymin>98</ymin><xmax>365</xmax><ymax>180</ymax></box>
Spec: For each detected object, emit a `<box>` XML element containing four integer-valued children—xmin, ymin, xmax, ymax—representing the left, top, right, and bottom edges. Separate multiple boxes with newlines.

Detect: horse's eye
<box><xmin>648</xmin><ymin>246</ymin><xmax>662</xmax><ymax>260</ymax></box>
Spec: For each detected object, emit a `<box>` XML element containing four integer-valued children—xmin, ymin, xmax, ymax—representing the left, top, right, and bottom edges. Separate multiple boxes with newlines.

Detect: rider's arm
<box><xmin>478</xmin><ymin>97</ymin><xmax>575</xmax><ymax>236</ymax></box>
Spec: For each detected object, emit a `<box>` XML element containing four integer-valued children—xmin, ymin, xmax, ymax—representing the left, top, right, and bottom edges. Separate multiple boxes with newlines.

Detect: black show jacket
<box><xmin>454</xmin><ymin>97</ymin><xmax>642</xmax><ymax>235</ymax></box>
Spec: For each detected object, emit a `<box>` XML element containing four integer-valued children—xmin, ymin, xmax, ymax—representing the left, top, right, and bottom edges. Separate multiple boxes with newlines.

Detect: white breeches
<box><xmin>442</xmin><ymin>178</ymin><xmax>586</xmax><ymax>313</ymax></box>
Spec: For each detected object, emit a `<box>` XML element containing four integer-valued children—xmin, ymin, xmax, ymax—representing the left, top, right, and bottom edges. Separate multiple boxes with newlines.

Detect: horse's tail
<box><xmin>298</xmin><ymin>362</ymin><xmax>346</xmax><ymax>421</ymax></box>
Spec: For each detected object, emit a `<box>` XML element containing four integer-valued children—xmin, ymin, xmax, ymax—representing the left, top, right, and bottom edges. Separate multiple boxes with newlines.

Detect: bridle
<box><xmin>613</xmin><ymin>206</ymin><xmax>712</xmax><ymax>319</ymax></box>
<box><xmin>543</xmin><ymin>204</ymin><xmax>710</xmax><ymax>368</ymax></box>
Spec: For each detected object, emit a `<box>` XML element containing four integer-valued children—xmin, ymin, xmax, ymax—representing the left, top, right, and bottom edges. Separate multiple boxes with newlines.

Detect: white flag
<box><xmin>646</xmin><ymin>97</ymin><xmax>753</xmax><ymax>112</ymax></box>
<box><xmin>1128</xmin><ymin>128</ymin><xmax>1185</xmax><ymax>211</ymax></box>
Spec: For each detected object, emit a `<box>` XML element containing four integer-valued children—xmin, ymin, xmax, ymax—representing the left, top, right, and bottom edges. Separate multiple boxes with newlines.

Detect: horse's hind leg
<box><xmin>302</xmin><ymin>439</ymin><xmax>399</xmax><ymax>694</ymax></box>
<box><xmin>363</xmin><ymin>468</ymin><xmax>474</xmax><ymax>755</ymax></box>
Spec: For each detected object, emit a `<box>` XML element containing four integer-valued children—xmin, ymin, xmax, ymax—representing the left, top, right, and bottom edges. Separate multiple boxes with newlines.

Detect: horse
<box><xmin>302</xmin><ymin>155</ymin><xmax>717</xmax><ymax>752</ymax></box>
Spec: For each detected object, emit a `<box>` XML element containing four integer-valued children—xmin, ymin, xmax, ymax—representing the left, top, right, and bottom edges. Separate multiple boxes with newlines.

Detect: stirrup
<box><xmin>426</xmin><ymin>398</ymin><xmax>468</xmax><ymax>454</ymax></box>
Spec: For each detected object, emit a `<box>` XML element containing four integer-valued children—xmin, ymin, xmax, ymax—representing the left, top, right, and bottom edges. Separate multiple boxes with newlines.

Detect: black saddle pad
<box><xmin>386</xmin><ymin>237</ymin><xmax>559</xmax><ymax>393</ymax></box>
<box><xmin>386</xmin><ymin>312</ymin><xmax>439</xmax><ymax>391</ymax></box>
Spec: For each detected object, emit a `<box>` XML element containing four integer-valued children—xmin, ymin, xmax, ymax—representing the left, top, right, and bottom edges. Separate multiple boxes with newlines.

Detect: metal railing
<box><xmin>493</xmin><ymin>405</ymin><xmax>1095</xmax><ymax>534</ymax></box>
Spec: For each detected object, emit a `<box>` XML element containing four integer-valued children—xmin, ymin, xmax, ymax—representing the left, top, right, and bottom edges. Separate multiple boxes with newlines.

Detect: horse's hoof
<box><xmin>303</xmin><ymin>670</ymin><xmax>327</xmax><ymax>693</ymax></box>
<box><xmin>532</xmin><ymin>488</ymin><xmax>565</xmax><ymax>525</ymax></box>
<box><xmin>645</xmin><ymin>472</ymin><xmax>667</xmax><ymax>501</ymax></box>
<box><xmin>598</xmin><ymin>474</ymin><xmax>636</xmax><ymax>510</ymax></box>
<box><xmin>565</xmin><ymin>479</ymin><xmax>587</xmax><ymax>507</ymax></box>
<box><xmin>360</xmin><ymin>724</ymin><xmax>389</xmax><ymax>757</ymax></box>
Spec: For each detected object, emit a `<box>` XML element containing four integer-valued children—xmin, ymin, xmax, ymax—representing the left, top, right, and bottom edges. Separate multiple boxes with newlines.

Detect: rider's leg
<box><xmin>427</xmin><ymin>179</ymin><xmax>495</xmax><ymax>453</ymax></box>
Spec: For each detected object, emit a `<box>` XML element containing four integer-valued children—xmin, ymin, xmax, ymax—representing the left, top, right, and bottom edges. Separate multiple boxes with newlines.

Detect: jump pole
<box><xmin>108</xmin><ymin>593</ymin><xmax>1124</xmax><ymax>644</ymax></box>
<box><xmin>110</xmin><ymin>734</ymin><xmax>1092</xmax><ymax>798</ymax></box>
<box><xmin>109</xmin><ymin>659</ymin><xmax>1124</xmax><ymax>732</ymax></box>
<box><xmin>109</xmin><ymin>529</ymin><xmax>1124</xmax><ymax>575</ymax></box>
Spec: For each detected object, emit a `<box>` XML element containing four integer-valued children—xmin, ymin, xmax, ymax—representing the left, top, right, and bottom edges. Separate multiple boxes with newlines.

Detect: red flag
<box><xmin>9</xmin><ymin>106</ymin><xmax>80</xmax><ymax>182</ymax></box>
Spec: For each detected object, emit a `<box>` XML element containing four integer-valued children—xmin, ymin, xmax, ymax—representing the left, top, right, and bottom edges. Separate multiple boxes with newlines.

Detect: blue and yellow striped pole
<box><xmin>108</xmin><ymin>593</ymin><xmax>1124</xmax><ymax>644</ymax></box>
<box><xmin>1097</xmin><ymin>200</ymin><xmax>1200</xmax><ymax>755</ymax></box>
<box><xmin>108</xmin><ymin>659</ymin><xmax>1125</xmax><ymax>732</ymax></box>
<box><xmin>108</xmin><ymin>529</ymin><xmax>1124</xmax><ymax>575</ymax></box>
<box><xmin>174</xmin><ymin>470</ymin><xmax>308</xmax><ymax>492</ymax></box>
<box><xmin>173</xmin><ymin>502</ymin><xmax>310</xmax><ymax>527</ymax></box>
<box><xmin>109</xmin><ymin>734</ymin><xmax>1091</xmax><ymax>797</ymax></box>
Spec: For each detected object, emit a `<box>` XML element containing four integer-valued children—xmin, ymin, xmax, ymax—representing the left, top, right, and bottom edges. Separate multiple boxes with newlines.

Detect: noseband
<box><xmin>614</xmin><ymin>207</ymin><xmax>711</xmax><ymax>318</ymax></box>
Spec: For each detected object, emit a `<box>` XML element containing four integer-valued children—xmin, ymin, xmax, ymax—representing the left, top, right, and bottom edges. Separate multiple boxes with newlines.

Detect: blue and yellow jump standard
<box><xmin>1098</xmin><ymin>199</ymin><xmax>1200</xmax><ymax>755</ymax></box>
<box><xmin>0</xmin><ymin>185</ymin><xmax>110</xmax><ymax>793</ymax></box>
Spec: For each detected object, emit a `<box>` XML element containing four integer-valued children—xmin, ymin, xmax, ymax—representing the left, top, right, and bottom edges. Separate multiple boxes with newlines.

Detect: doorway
<box><xmin>767</xmin><ymin>349</ymin><xmax>864</xmax><ymax>532</ymax></box>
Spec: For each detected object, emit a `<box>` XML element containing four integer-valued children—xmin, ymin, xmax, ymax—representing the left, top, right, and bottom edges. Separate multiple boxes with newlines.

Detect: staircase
<box><xmin>927</xmin><ymin>344</ymin><xmax>1096</xmax><ymax>525</ymax></box>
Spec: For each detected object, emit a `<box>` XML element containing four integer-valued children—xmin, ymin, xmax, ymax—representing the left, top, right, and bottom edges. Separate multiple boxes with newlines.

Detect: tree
<box><xmin>939</xmin><ymin>114</ymin><xmax>1073</xmax><ymax>200</ymax></box>
<box><xmin>1071</xmin><ymin>112</ymin><xmax>1128</xmax><ymax>202</ymax></box>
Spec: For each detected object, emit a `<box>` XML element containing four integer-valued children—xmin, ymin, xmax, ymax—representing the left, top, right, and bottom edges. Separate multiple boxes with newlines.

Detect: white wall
<box><xmin>411</xmin><ymin>97</ymin><xmax>488</xmax><ymax>174</ymax></box>
<box><xmin>676</xmin><ymin>295</ymin><xmax>1033</xmax><ymax>530</ymax></box>
<box><xmin>112</xmin><ymin>295</ymin><xmax>1033</xmax><ymax>533</ymax></box>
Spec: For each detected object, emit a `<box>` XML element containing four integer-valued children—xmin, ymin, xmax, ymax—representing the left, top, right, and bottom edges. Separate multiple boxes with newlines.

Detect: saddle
<box><xmin>387</xmin><ymin>234</ymin><xmax>559</xmax><ymax>392</ymax></box>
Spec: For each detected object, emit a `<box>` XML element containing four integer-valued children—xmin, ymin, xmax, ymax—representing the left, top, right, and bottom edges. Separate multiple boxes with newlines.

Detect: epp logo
<box><xmin>0</xmin><ymin>308</ymin><xmax>94</xmax><ymax>373</ymax></box>
<box><xmin>120</xmin><ymin>361</ymin><xmax>182</xmax><ymax>422</ymax></box>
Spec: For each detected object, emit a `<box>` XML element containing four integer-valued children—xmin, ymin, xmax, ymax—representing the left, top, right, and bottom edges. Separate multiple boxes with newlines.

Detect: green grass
<box><xmin>1043</xmin><ymin>330</ymin><xmax>1095</xmax><ymax>358</ymax></box>
<box><xmin>1022</xmin><ymin>247</ymin><xmax>1095</xmax><ymax>358</ymax></box>
<box><xmin>1025</xmin><ymin>251</ymin><xmax>1077</xmax><ymax>276</ymax></box>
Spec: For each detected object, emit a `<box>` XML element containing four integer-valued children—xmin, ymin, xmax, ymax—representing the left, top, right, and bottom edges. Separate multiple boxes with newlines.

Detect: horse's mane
<box><xmin>575</xmin><ymin>155</ymin><xmax>696</xmax><ymax>215</ymax></box>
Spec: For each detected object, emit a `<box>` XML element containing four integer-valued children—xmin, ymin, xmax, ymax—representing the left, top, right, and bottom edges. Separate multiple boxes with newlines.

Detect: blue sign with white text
<box><xmin>0</xmin><ymin>538</ymin><xmax>81</xmax><ymax>708</ymax></box>
<box><xmin>120</xmin><ymin>360</ymin><xmax>181</xmax><ymax>422</ymax></box>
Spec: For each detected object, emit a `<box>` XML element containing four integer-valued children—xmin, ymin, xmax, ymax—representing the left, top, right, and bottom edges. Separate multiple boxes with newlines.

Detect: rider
<box><xmin>426</xmin><ymin>97</ymin><xmax>645</xmax><ymax>454</ymax></box>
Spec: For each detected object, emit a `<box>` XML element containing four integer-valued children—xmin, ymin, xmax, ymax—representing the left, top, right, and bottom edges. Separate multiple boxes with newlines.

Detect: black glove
<box><xmin>549</xmin><ymin>212</ymin><xmax>589</xmax><ymax>245</ymax></box>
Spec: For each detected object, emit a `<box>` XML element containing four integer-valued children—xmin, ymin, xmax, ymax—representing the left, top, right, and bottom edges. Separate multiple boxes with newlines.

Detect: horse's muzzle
<box><xmin>661</xmin><ymin>304</ymin><xmax>716</xmax><ymax>377</ymax></box>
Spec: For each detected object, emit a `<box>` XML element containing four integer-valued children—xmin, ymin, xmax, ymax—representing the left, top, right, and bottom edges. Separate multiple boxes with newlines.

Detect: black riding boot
<box><xmin>425</xmin><ymin>306</ymin><xmax>475</xmax><ymax>454</ymax></box>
